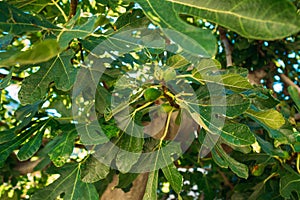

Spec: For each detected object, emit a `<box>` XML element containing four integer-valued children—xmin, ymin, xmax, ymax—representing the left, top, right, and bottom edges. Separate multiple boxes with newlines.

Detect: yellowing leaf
<box><xmin>246</xmin><ymin>109</ymin><xmax>285</xmax><ymax>129</ymax></box>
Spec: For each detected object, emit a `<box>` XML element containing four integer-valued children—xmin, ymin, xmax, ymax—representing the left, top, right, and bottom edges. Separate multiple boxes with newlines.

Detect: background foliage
<box><xmin>0</xmin><ymin>0</ymin><xmax>300</xmax><ymax>199</ymax></box>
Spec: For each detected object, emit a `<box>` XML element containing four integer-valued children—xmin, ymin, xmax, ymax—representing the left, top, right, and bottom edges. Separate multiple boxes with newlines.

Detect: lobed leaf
<box><xmin>280</xmin><ymin>166</ymin><xmax>300</xmax><ymax>198</ymax></box>
<box><xmin>143</xmin><ymin>170</ymin><xmax>158</xmax><ymax>200</ymax></box>
<box><xmin>166</xmin><ymin>0</ymin><xmax>300</xmax><ymax>40</ymax></box>
<box><xmin>0</xmin><ymin>2</ymin><xmax>57</xmax><ymax>35</ymax></box>
<box><xmin>48</xmin><ymin>124</ymin><xmax>78</xmax><ymax>167</ymax></box>
<box><xmin>216</xmin><ymin>144</ymin><xmax>249</xmax><ymax>179</ymax></box>
<box><xmin>19</xmin><ymin>50</ymin><xmax>77</xmax><ymax>105</ymax></box>
<box><xmin>31</xmin><ymin>164</ymin><xmax>98</xmax><ymax>200</ymax></box>
<box><xmin>81</xmin><ymin>156</ymin><xmax>110</xmax><ymax>183</ymax></box>
<box><xmin>161</xmin><ymin>163</ymin><xmax>183</xmax><ymax>194</ymax></box>
<box><xmin>221</xmin><ymin>123</ymin><xmax>256</xmax><ymax>146</ymax></box>
<box><xmin>136</xmin><ymin>0</ymin><xmax>217</xmax><ymax>57</ymax></box>
<box><xmin>0</xmin><ymin>39</ymin><xmax>60</xmax><ymax>67</ymax></box>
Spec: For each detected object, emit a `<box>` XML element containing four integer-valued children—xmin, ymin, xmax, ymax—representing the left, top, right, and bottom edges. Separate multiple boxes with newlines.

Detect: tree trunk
<box><xmin>100</xmin><ymin>173</ymin><xmax>149</xmax><ymax>200</ymax></box>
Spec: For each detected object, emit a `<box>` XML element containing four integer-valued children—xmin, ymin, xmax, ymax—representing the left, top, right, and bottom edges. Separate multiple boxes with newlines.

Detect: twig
<box><xmin>51</xmin><ymin>0</ymin><xmax>68</xmax><ymax>22</ymax></box>
<box><xmin>218</xmin><ymin>27</ymin><xmax>233</xmax><ymax>67</ymax></box>
<box><xmin>68</xmin><ymin>0</ymin><xmax>78</xmax><ymax>20</ymax></box>
<box><xmin>0</xmin><ymin>73</ymin><xmax>24</xmax><ymax>81</ymax></box>
<box><xmin>279</xmin><ymin>73</ymin><xmax>300</xmax><ymax>95</ymax></box>
<box><xmin>217</xmin><ymin>168</ymin><xmax>234</xmax><ymax>190</ymax></box>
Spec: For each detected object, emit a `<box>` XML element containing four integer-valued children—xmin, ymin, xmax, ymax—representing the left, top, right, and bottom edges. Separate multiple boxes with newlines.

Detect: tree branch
<box><xmin>217</xmin><ymin>168</ymin><xmax>234</xmax><ymax>190</ymax></box>
<box><xmin>101</xmin><ymin>173</ymin><xmax>149</xmax><ymax>200</ymax></box>
<box><xmin>68</xmin><ymin>0</ymin><xmax>78</xmax><ymax>20</ymax></box>
<box><xmin>218</xmin><ymin>27</ymin><xmax>233</xmax><ymax>67</ymax></box>
<box><xmin>279</xmin><ymin>73</ymin><xmax>300</xmax><ymax>95</ymax></box>
<box><xmin>0</xmin><ymin>73</ymin><xmax>24</xmax><ymax>81</ymax></box>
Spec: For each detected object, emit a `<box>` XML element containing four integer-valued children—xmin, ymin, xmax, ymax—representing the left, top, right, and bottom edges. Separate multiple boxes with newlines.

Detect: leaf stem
<box><xmin>68</xmin><ymin>0</ymin><xmax>78</xmax><ymax>20</ymax></box>
<box><xmin>297</xmin><ymin>153</ymin><xmax>300</xmax><ymax>174</ymax></box>
<box><xmin>132</xmin><ymin>101</ymin><xmax>153</xmax><ymax>114</ymax></box>
<box><xmin>176</xmin><ymin>74</ymin><xmax>205</xmax><ymax>84</ymax></box>
<box><xmin>218</xmin><ymin>27</ymin><xmax>233</xmax><ymax>67</ymax></box>
<box><xmin>159</xmin><ymin>108</ymin><xmax>174</xmax><ymax>146</ymax></box>
<box><xmin>51</xmin><ymin>0</ymin><xmax>68</xmax><ymax>22</ymax></box>
<box><xmin>263</xmin><ymin>172</ymin><xmax>278</xmax><ymax>184</ymax></box>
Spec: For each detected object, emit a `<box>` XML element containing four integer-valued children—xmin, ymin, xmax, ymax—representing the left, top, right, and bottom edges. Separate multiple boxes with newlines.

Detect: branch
<box><xmin>101</xmin><ymin>173</ymin><xmax>149</xmax><ymax>200</ymax></box>
<box><xmin>51</xmin><ymin>0</ymin><xmax>68</xmax><ymax>22</ymax></box>
<box><xmin>218</xmin><ymin>27</ymin><xmax>233</xmax><ymax>67</ymax></box>
<box><xmin>68</xmin><ymin>0</ymin><xmax>78</xmax><ymax>20</ymax></box>
<box><xmin>279</xmin><ymin>73</ymin><xmax>300</xmax><ymax>95</ymax></box>
<box><xmin>13</xmin><ymin>159</ymin><xmax>42</xmax><ymax>175</ymax></box>
<box><xmin>0</xmin><ymin>73</ymin><xmax>24</xmax><ymax>81</ymax></box>
<box><xmin>217</xmin><ymin>168</ymin><xmax>234</xmax><ymax>190</ymax></box>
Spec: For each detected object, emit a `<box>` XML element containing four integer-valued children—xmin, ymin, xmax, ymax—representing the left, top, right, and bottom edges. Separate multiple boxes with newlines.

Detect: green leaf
<box><xmin>255</xmin><ymin>135</ymin><xmax>288</xmax><ymax>158</ymax></box>
<box><xmin>19</xmin><ymin>50</ymin><xmax>77</xmax><ymax>105</ymax></box>
<box><xmin>77</xmin><ymin>121</ymin><xmax>110</xmax><ymax>145</ymax></box>
<box><xmin>211</xmin><ymin>148</ymin><xmax>228</xmax><ymax>168</ymax></box>
<box><xmin>162</xmin><ymin>163</ymin><xmax>183</xmax><ymax>194</ymax></box>
<box><xmin>0</xmin><ymin>124</ymin><xmax>40</xmax><ymax>166</ymax></box>
<box><xmin>143</xmin><ymin>170</ymin><xmax>158</xmax><ymax>200</ymax></box>
<box><xmin>48</xmin><ymin>124</ymin><xmax>78</xmax><ymax>167</ymax></box>
<box><xmin>216</xmin><ymin>144</ymin><xmax>249</xmax><ymax>179</ymax></box>
<box><xmin>0</xmin><ymin>67</ymin><xmax>13</xmax><ymax>89</ymax></box>
<box><xmin>199</xmin><ymin>94</ymin><xmax>250</xmax><ymax>118</ymax></box>
<box><xmin>225</xmin><ymin>94</ymin><xmax>251</xmax><ymax>117</ymax></box>
<box><xmin>167</xmin><ymin>54</ymin><xmax>190</xmax><ymax>70</ymax></box>
<box><xmin>248</xmin><ymin>181</ymin><xmax>267</xmax><ymax>200</ymax></box>
<box><xmin>95</xmin><ymin>86</ymin><xmax>111</xmax><ymax>115</ymax></box>
<box><xmin>218</xmin><ymin>74</ymin><xmax>253</xmax><ymax>92</ymax></box>
<box><xmin>250</xmin><ymin>87</ymin><xmax>280</xmax><ymax>110</ymax></box>
<box><xmin>221</xmin><ymin>123</ymin><xmax>256</xmax><ymax>146</ymax></box>
<box><xmin>166</xmin><ymin>0</ymin><xmax>300</xmax><ymax>40</ymax></box>
<box><xmin>288</xmin><ymin>86</ymin><xmax>300</xmax><ymax>112</ymax></box>
<box><xmin>116</xmin><ymin>133</ymin><xmax>144</xmax><ymax>173</ymax></box>
<box><xmin>163</xmin><ymin>68</ymin><xmax>177</xmax><ymax>81</ymax></box>
<box><xmin>31</xmin><ymin>164</ymin><xmax>98</xmax><ymax>200</ymax></box>
<box><xmin>58</xmin><ymin>16</ymin><xmax>98</xmax><ymax>49</ymax></box>
<box><xmin>17</xmin><ymin>129</ymin><xmax>44</xmax><ymax>161</ymax></box>
<box><xmin>0</xmin><ymin>39</ymin><xmax>60</xmax><ymax>67</ymax></box>
<box><xmin>136</xmin><ymin>0</ymin><xmax>217</xmax><ymax>56</ymax></box>
<box><xmin>246</xmin><ymin>109</ymin><xmax>285</xmax><ymax>129</ymax></box>
<box><xmin>131</xmin><ymin>142</ymin><xmax>182</xmax><ymax>173</ymax></box>
<box><xmin>178</xmin><ymin>101</ymin><xmax>209</xmax><ymax>132</ymax></box>
<box><xmin>81</xmin><ymin>156</ymin><xmax>110</xmax><ymax>183</ymax></box>
<box><xmin>191</xmin><ymin>63</ymin><xmax>253</xmax><ymax>92</ymax></box>
<box><xmin>14</xmin><ymin>101</ymin><xmax>41</xmax><ymax>131</ymax></box>
<box><xmin>0</xmin><ymin>129</ymin><xmax>16</xmax><ymax>144</ymax></box>
<box><xmin>113</xmin><ymin>9</ymin><xmax>149</xmax><ymax>30</ymax></box>
<box><xmin>116</xmin><ymin>173</ymin><xmax>139</xmax><ymax>189</ymax></box>
<box><xmin>280</xmin><ymin>167</ymin><xmax>300</xmax><ymax>198</ymax></box>
<box><xmin>0</xmin><ymin>2</ymin><xmax>57</xmax><ymax>35</ymax></box>
<box><xmin>0</xmin><ymin>34</ymin><xmax>13</xmax><ymax>50</ymax></box>
<box><xmin>17</xmin><ymin>119</ymin><xmax>55</xmax><ymax>161</ymax></box>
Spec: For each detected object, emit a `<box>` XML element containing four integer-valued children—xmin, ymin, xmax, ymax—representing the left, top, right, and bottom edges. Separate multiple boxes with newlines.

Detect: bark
<box><xmin>279</xmin><ymin>73</ymin><xmax>300</xmax><ymax>95</ymax></box>
<box><xmin>68</xmin><ymin>0</ymin><xmax>78</xmax><ymax>20</ymax></box>
<box><xmin>101</xmin><ymin>173</ymin><xmax>149</xmax><ymax>200</ymax></box>
<box><xmin>247</xmin><ymin>68</ymin><xmax>267</xmax><ymax>85</ymax></box>
<box><xmin>218</xmin><ymin>27</ymin><xmax>233</xmax><ymax>67</ymax></box>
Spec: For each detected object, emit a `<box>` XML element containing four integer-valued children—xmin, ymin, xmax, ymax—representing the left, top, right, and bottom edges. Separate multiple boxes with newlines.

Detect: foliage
<box><xmin>0</xmin><ymin>0</ymin><xmax>300</xmax><ymax>199</ymax></box>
